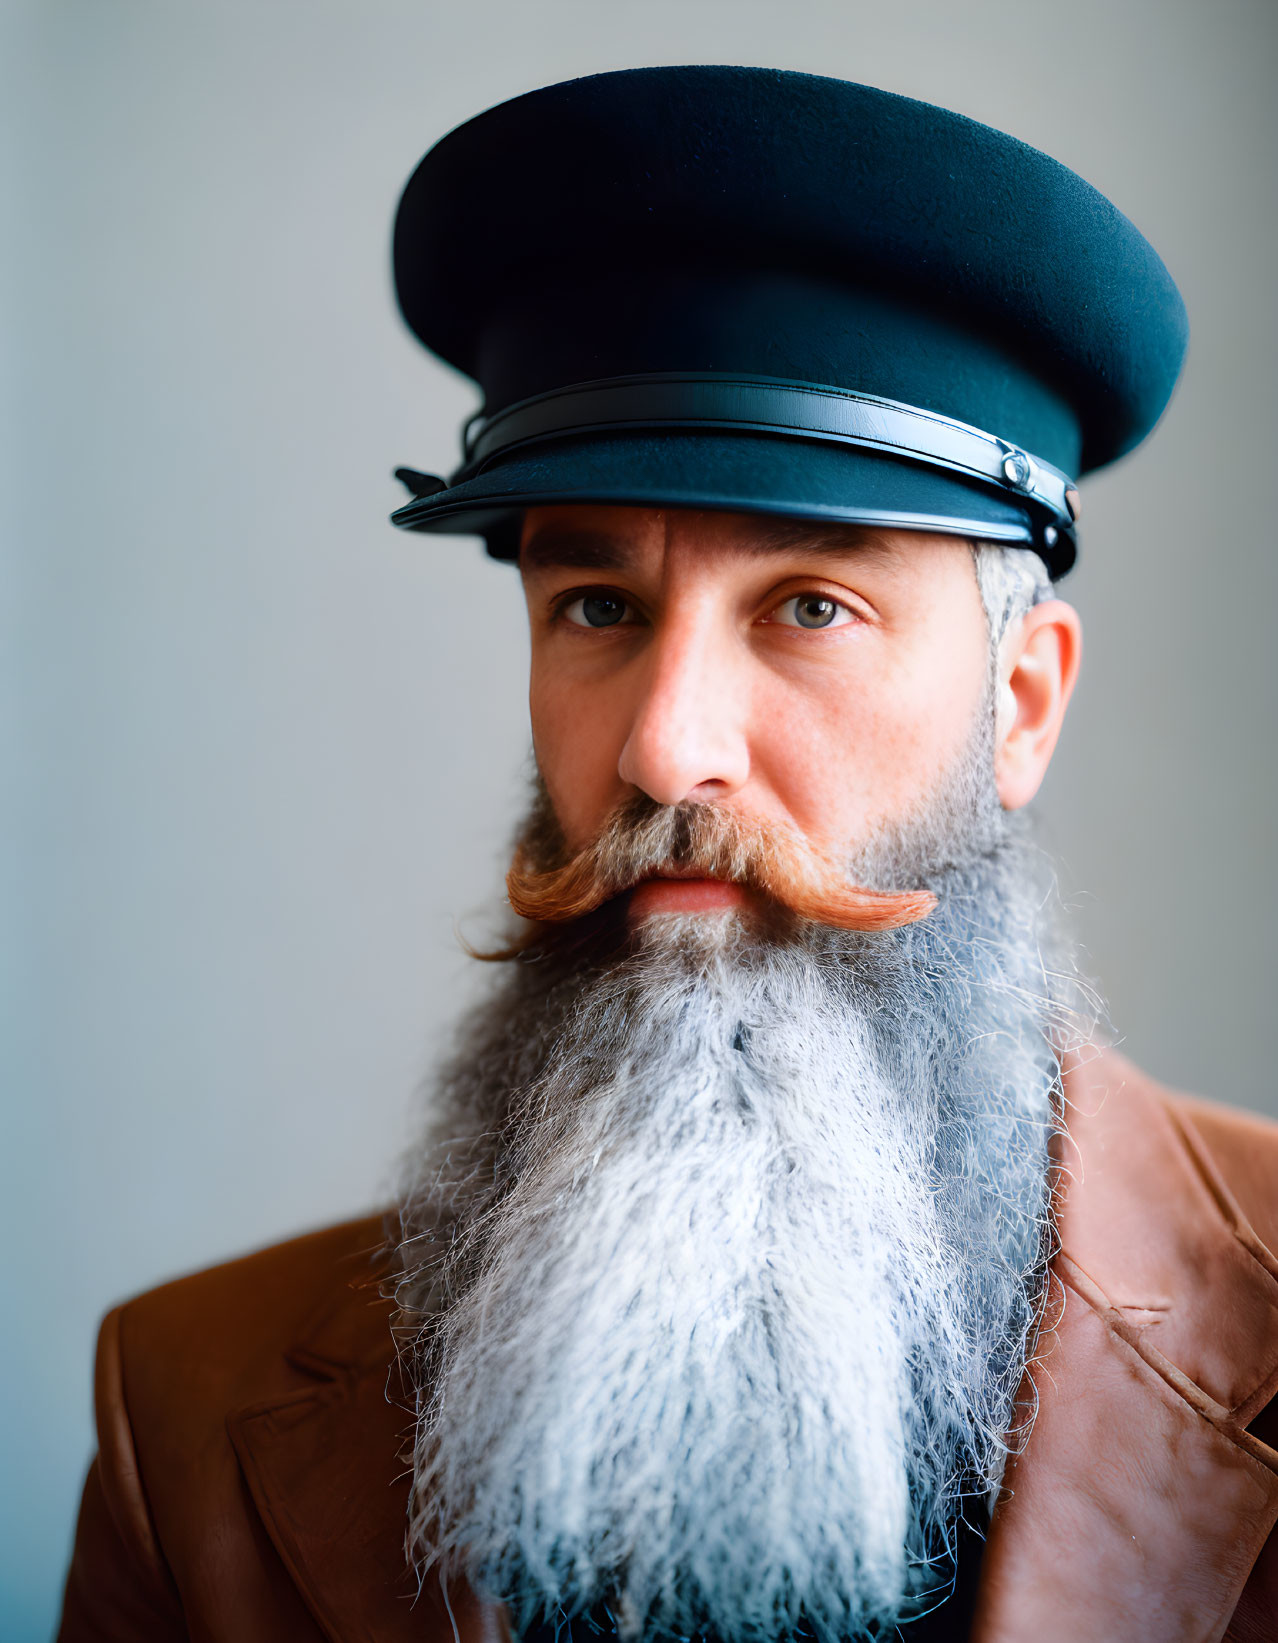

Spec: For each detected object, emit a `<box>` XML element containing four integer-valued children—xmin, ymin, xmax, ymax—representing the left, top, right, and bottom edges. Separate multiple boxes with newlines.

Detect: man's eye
<box><xmin>561</xmin><ymin>593</ymin><xmax>633</xmax><ymax>628</ymax></box>
<box><xmin>769</xmin><ymin>594</ymin><xmax>857</xmax><ymax>629</ymax></box>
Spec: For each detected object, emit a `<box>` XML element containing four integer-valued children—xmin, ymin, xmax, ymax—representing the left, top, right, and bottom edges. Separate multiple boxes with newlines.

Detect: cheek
<box><xmin>754</xmin><ymin>629</ymin><xmax>989</xmax><ymax>837</ymax></box>
<box><xmin>529</xmin><ymin>653</ymin><xmax>630</xmax><ymax>848</ymax></box>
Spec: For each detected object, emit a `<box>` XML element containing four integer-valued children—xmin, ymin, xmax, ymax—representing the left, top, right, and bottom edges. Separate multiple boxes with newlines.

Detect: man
<box><xmin>58</xmin><ymin>66</ymin><xmax>1278</xmax><ymax>1643</ymax></box>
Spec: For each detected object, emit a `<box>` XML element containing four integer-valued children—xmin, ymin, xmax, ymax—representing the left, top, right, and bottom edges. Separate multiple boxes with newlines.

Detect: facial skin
<box><xmin>518</xmin><ymin>503</ymin><xmax>1081</xmax><ymax>917</ymax></box>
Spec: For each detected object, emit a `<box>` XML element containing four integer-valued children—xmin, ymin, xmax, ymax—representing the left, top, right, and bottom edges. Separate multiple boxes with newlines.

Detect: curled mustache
<box><xmin>506</xmin><ymin>795</ymin><xmax>937</xmax><ymax>933</ymax></box>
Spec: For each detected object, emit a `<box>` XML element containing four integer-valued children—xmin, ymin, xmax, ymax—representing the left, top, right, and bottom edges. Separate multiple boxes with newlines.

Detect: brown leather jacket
<box><xmin>57</xmin><ymin>1051</ymin><xmax>1278</xmax><ymax>1643</ymax></box>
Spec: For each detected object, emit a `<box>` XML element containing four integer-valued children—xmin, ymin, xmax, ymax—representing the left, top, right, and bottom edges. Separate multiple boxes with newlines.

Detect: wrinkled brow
<box><xmin>519</xmin><ymin>519</ymin><xmax>908</xmax><ymax>574</ymax></box>
<box><xmin>743</xmin><ymin>518</ymin><xmax>906</xmax><ymax>565</ymax></box>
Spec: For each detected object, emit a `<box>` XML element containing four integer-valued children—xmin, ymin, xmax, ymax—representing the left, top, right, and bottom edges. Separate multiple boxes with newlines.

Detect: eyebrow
<box><xmin>519</xmin><ymin>527</ymin><xmax>633</xmax><ymax>573</ymax></box>
<box><xmin>519</xmin><ymin>518</ymin><xmax>907</xmax><ymax>573</ymax></box>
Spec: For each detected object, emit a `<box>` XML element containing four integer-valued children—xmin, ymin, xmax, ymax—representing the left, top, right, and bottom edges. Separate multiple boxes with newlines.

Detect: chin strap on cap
<box><xmin>457</xmin><ymin>371</ymin><xmax>1079</xmax><ymax>551</ymax></box>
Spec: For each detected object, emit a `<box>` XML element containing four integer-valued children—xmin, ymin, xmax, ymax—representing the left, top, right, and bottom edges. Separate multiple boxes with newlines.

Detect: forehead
<box><xmin>518</xmin><ymin>504</ymin><xmax>921</xmax><ymax>575</ymax></box>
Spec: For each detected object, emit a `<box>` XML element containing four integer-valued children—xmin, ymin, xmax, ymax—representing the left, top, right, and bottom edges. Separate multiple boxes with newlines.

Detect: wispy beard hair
<box><xmin>391</xmin><ymin>771</ymin><xmax>1098</xmax><ymax>1642</ymax></box>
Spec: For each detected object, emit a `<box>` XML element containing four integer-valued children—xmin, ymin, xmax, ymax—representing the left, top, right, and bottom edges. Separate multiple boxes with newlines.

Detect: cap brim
<box><xmin>390</xmin><ymin>428</ymin><xmax>1074</xmax><ymax>575</ymax></box>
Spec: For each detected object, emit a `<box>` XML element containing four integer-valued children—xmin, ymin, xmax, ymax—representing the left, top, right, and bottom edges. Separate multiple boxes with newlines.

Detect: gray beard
<box><xmin>391</xmin><ymin>753</ymin><xmax>1095</xmax><ymax>1642</ymax></box>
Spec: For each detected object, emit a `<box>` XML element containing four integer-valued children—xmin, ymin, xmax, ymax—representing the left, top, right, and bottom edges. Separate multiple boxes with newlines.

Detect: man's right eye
<box><xmin>560</xmin><ymin>593</ymin><xmax>633</xmax><ymax>628</ymax></box>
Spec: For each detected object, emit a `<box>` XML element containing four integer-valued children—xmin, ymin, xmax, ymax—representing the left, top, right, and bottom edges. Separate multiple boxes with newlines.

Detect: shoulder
<box><xmin>105</xmin><ymin>1209</ymin><xmax>393</xmax><ymax>1431</ymax></box>
<box><xmin>1067</xmin><ymin>1046</ymin><xmax>1278</xmax><ymax>1258</ymax></box>
<box><xmin>1165</xmin><ymin>1086</ymin><xmax>1278</xmax><ymax>1258</ymax></box>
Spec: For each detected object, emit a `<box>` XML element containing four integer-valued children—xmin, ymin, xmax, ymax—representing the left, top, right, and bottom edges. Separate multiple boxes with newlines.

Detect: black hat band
<box><xmin>458</xmin><ymin>371</ymin><xmax>1077</xmax><ymax>549</ymax></box>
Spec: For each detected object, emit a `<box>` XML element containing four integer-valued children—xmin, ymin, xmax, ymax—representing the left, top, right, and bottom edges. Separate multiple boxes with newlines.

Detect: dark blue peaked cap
<box><xmin>390</xmin><ymin>65</ymin><xmax>1188</xmax><ymax>577</ymax></box>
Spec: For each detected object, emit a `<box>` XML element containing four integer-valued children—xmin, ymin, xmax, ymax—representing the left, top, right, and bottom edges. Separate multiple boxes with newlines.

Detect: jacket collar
<box><xmin>228</xmin><ymin>1275</ymin><xmax>423</xmax><ymax>1643</ymax></box>
<box><xmin>231</xmin><ymin>1050</ymin><xmax>1278</xmax><ymax>1643</ymax></box>
<box><xmin>229</xmin><ymin>1261</ymin><xmax>515</xmax><ymax>1643</ymax></box>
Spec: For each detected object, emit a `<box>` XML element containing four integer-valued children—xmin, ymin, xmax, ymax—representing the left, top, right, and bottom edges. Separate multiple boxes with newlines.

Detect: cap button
<box><xmin>1001</xmin><ymin>448</ymin><xmax>1036</xmax><ymax>489</ymax></box>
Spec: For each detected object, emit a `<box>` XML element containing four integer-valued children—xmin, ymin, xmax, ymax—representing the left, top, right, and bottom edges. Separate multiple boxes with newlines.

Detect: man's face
<box><xmin>519</xmin><ymin>503</ymin><xmax>992</xmax><ymax>918</ymax></box>
<box><xmin>403</xmin><ymin>507</ymin><xmax>1087</xmax><ymax>1641</ymax></box>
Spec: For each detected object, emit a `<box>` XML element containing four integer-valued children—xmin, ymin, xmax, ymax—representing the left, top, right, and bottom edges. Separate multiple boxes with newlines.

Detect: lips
<box><xmin>627</xmin><ymin>877</ymin><xmax>749</xmax><ymax>918</ymax></box>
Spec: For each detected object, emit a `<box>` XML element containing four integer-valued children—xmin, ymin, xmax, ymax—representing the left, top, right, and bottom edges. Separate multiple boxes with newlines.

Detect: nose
<box><xmin>616</xmin><ymin>609</ymin><xmax>751</xmax><ymax>806</ymax></box>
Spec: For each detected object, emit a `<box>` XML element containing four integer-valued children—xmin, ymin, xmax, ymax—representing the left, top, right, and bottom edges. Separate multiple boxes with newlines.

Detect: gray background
<box><xmin>5</xmin><ymin>0</ymin><xmax>1275</xmax><ymax>1634</ymax></box>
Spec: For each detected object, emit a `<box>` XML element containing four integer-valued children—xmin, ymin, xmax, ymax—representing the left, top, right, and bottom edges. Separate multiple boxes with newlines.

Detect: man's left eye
<box><xmin>561</xmin><ymin>593</ymin><xmax>633</xmax><ymax>628</ymax></box>
<box><xmin>768</xmin><ymin>595</ymin><xmax>857</xmax><ymax>629</ymax></box>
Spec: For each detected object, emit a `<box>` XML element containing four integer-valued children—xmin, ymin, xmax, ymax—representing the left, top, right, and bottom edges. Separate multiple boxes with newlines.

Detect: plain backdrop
<box><xmin>5</xmin><ymin>0</ymin><xmax>1276</xmax><ymax>1634</ymax></box>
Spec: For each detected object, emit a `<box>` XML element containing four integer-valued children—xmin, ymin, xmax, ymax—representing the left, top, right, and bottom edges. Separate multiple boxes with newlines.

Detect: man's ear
<box><xmin>994</xmin><ymin>599</ymin><xmax>1083</xmax><ymax>810</ymax></box>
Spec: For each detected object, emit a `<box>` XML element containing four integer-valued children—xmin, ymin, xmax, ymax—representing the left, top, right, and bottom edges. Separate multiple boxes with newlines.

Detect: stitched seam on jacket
<box><xmin>1234</xmin><ymin>1359</ymin><xmax>1278</xmax><ymax>1432</ymax></box>
<box><xmin>1057</xmin><ymin>1255</ymin><xmax>1278</xmax><ymax>1479</ymax></box>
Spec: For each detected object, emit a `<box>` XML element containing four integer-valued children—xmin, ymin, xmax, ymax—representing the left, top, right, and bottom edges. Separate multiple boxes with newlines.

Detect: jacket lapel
<box><xmin>971</xmin><ymin>1050</ymin><xmax>1278</xmax><ymax>1643</ymax></box>
<box><xmin>228</xmin><ymin>1284</ymin><xmax>510</xmax><ymax>1643</ymax></box>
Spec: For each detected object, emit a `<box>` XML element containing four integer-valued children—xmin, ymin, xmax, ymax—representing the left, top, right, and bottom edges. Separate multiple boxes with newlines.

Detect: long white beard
<box><xmin>392</xmin><ymin>823</ymin><xmax>1091</xmax><ymax>1643</ymax></box>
